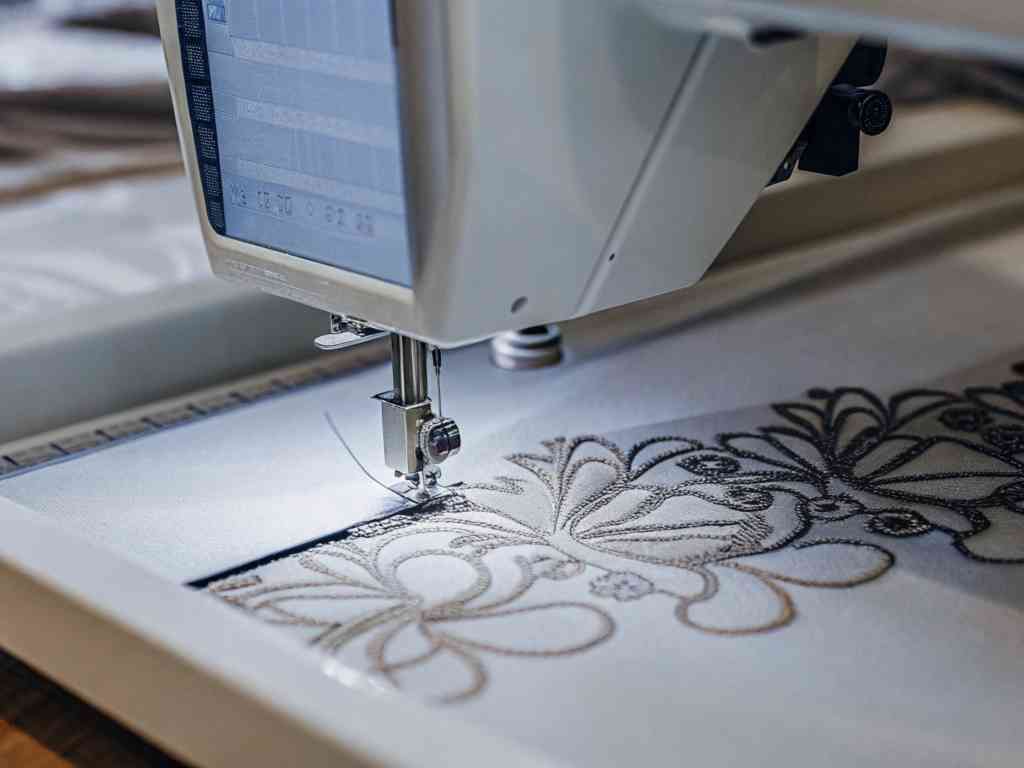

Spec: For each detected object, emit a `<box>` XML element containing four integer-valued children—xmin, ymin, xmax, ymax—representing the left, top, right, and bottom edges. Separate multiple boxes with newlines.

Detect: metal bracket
<box><xmin>315</xmin><ymin>314</ymin><xmax>388</xmax><ymax>351</ymax></box>
<box><xmin>374</xmin><ymin>391</ymin><xmax>432</xmax><ymax>476</ymax></box>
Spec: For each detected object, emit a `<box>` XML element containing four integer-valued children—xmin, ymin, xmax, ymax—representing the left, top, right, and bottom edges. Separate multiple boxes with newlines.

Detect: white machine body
<box><xmin>157</xmin><ymin>1</ymin><xmax>1024</xmax><ymax>348</ymax></box>
<box><xmin>156</xmin><ymin>0</ymin><xmax>852</xmax><ymax>346</ymax></box>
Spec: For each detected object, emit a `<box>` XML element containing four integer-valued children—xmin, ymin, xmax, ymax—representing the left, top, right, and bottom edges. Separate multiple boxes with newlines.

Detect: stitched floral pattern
<box><xmin>210</xmin><ymin>537</ymin><xmax>615</xmax><ymax>704</ymax></box>
<box><xmin>210</xmin><ymin>362</ymin><xmax>1024</xmax><ymax>702</ymax></box>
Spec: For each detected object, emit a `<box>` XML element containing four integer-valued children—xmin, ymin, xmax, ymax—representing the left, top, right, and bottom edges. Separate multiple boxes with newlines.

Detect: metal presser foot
<box><xmin>376</xmin><ymin>334</ymin><xmax>461</xmax><ymax>505</ymax></box>
<box><xmin>390</xmin><ymin>466</ymin><xmax>450</xmax><ymax>503</ymax></box>
<box><xmin>316</xmin><ymin>316</ymin><xmax>461</xmax><ymax>509</ymax></box>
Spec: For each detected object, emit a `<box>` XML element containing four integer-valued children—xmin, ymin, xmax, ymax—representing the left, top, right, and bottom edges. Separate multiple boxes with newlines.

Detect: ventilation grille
<box><xmin>176</xmin><ymin>0</ymin><xmax>203</xmax><ymax>35</ymax></box>
<box><xmin>189</xmin><ymin>84</ymin><xmax>214</xmax><ymax>122</ymax></box>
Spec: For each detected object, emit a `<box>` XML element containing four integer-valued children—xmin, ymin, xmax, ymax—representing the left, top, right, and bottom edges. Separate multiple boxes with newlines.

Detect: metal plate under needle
<box><xmin>314</xmin><ymin>329</ymin><xmax>388</xmax><ymax>351</ymax></box>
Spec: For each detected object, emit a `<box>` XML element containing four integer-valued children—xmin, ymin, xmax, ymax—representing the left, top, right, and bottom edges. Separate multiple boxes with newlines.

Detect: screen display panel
<box><xmin>182</xmin><ymin>0</ymin><xmax>413</xmax><ymax>286</ymax></box>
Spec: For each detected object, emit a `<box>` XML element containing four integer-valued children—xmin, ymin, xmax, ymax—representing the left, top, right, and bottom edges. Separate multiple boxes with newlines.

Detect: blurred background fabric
<box><xmin>0</xmin><ymin>0</ymin><xmax>325</xmax><ymax>444</ymax></box>
<box><xmin>0</xmin><ymin>0</ymin><xmax>1022</xmax><ymax>319</ymax></box>
<box><xmin>0</xmin><ymin>0</ymin><xmax>197</xmax><ymax>324</ymax></box>
<box><xmin>3</xmin><ymin>8</ymin><xmax>1024</xmax><ymax>763</ymax></box>
<box><xmin>0</xmin><ymin>0</ymin><xmax>178</xmax><ymax>203</ymax></box>
<box><xmin>0</xmin><ymin>175</ymin><xmax>206</xmax><ymax>327</ymax></box>
<box><xmin>882</xmin><ymin>48</ymin><xmax>1024</xmax><ymax>111</ymax></box>
<box><xmin>0</xmin><ymin>2</ymin><xmax>1024</xmax><ymax>441</ymax></box>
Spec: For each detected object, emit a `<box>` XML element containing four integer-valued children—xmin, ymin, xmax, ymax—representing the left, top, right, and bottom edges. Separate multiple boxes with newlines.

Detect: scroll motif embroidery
<box><xmin>210</xmin><ymin>363</ymin><xmax>1024</xmax><ymax>702</ymax></box>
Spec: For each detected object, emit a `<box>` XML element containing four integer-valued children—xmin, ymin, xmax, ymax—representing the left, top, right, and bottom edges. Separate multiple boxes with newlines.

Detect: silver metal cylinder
<box><xmin>490</xmin><ymin>325</ymin><xmax>563</xmax><ymax>370</ymax></box>
<box><xmin>390</xmin><ymin>334</ymin><xmax>430</xmax><ymax>405</ymax></box>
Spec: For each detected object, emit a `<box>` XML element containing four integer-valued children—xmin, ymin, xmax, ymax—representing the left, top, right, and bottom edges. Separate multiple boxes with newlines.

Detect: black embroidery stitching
<box><xmin>206</xmin><ymin>363</ymin><xmax>1024</xmax><ymax>701</ymax></box>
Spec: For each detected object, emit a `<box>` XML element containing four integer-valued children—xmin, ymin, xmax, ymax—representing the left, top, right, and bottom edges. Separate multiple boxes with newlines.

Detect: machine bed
<box><xmin>4</xmin><ymin>181</ymin><xmax>1024</xmax><ymax>766</ymax></box>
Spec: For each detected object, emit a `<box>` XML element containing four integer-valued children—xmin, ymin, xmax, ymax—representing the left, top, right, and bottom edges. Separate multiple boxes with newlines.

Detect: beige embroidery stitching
<box><xmin>210</xmin><ymin>363</ymin><xmax>1024</xmax><ymax>702</ymax></box>
<box><xmin>434</xmin><ymin>436</ymin><xmax>899</xmax><ymax>636</ymax></box>
<box><xmin>209</xmin><ymin>434</ymin><xmax>897</xmax><ymax>702</ymax></box>
<box><xmin>213</xmin><ymin>528</ymin><xmax>615</xmax><ymax>704</ymax></box>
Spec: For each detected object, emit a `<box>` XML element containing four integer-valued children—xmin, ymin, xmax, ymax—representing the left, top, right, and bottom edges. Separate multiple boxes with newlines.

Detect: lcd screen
<box><xmin>199</xmin><ymin>0</ymin><xmax>412</xmax><ymax>286</ymax></box>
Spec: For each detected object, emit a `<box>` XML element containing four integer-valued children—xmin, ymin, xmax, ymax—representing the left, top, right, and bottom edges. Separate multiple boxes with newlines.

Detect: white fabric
<box><xmin>0</xmin><ymin>173</ymin><xmax>327</xmax><ymax>443</ymax></box>
<box><xmin>208</xmin><ymin>379</ymin><xmax>1024</xmax><ymax>766</ymax></box>
<box><xmin>0</xmin><ymin>175</ymin><xmax>206</xmax><ymax>327</ymax></box>
<box><xmin>3</xmin><ymin>209</ymin><xmax>1024</xmax><ymax>767</ymax></box>
<box><xmin>5</xmin><ymin>211</ymin><xmax>1024</xmax><ymax>580</ymax></box>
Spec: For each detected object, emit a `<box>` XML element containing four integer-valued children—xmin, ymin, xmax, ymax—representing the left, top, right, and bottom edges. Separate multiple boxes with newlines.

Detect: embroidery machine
<box><xmin>2</xmin><ymin>3</ymin><xmax>1024</xmax><ymax>767</ymax></box>
<box><xmin>155</xmin><ymin>0</ymin><xmax>1021</xmax><ymax>496</ymax></box>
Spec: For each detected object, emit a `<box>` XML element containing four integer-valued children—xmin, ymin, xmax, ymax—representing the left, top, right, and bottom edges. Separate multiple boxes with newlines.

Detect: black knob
<box><xmin>419</xmin><ymin>417</ymin><xmax>461</xmax><ymax>465</ymax></box>
<box><xmin>831</xmin><ymin>85</ymin><xmax>893</xmax><ymax>137</ymax></box>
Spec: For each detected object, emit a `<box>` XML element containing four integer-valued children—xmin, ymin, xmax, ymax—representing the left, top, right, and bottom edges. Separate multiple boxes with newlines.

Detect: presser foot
<box><xmin>389</xmin><ymin>466</ymin><xmax>454</xmax><ymax>506</ymax></box>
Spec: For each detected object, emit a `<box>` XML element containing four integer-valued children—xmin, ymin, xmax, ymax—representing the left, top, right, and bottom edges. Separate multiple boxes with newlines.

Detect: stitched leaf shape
<box><xmin>387</xmin><ymin>549</ymin><xmax>489</xmax><ymax>608</ymax></box>
<box><xmin>560</xmin><ymin>458</ymin><xmax>622</xmax><ymax>525</ymax></box>
<box><xmin>828</xmin><ymin>389</ymin><xmax>887</xmax><ymax>427</ymax></box>
<box><xmin>833</xmin><ymin>408</ymin><xmax>883</xmax><ymax>458</ymax></box>
<box><xmin>457</xmin><ymin>480</ymin><xmax>554</xmax><ymax>535</ymax></box>
<box><xmin>855</xmin><ymin>436</ymin><xmax>922</xmax><ymax>477</ymax></box>
<box><xmin>966</xmin><ymin>387</ymin><xmax>1024</xmax><ymax>419</ymax></box>
<box><xmin>436</xmin><ymin>602</ymin><xmax>615</xmax><ymax>658</ymax></box>
<box><xmin>889</xmin><ymin>390</ymin><xmax>959</xmax><ymax>430</ymax></box>
<box><xmin>773</xmin><ymin>403</ymin><xmax>827</xmax><ymax>436</ymax></box>
<box><xmin>859</xmin><ymin>439</ymin><xmax>1020</xmax><ymax>501</ymax></box>
<box><xmin>581</xmin><ymin>493</ymin><xmax>751</xmax><ymax>541</ymax></box>
<box><xmin>377</xmin><ymin>628</ymin><xmax>487</xmax><ymax>704</ymax></box>
<box><xmin>957</xmin><ymin>508</ymin><xmax>1024</xmax><ymax>563</ymax></box>
<box><xmin>727</xmin><ymin>539</ymin><xmax>894</xmax><ymax>588</ymax></box>
<box><xmin>676</xmin><ymin>565</ymin><xmax>793</xmax><ymax>635</ymax></box>
<box><xmin>719</xmin><ymin>430</ymin><xmax>824</xmax><ymax>477</ymax></box>
<box><xmin>628</xmin><ymin>438</ymin><xmax>703</xmax><ymax>480</ymax></box>
<box><xmin>251</xmin><ymin>593</ymin><xmax>401</xmax><ymax>630</ymax></box>
<box><xmin>568</xmin><ymin>487</ymin><xmax>658</xmax><ymax>536</ymax></box>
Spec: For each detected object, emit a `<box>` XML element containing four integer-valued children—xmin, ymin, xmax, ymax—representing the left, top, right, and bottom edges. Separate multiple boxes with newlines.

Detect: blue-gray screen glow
<box><xmin>202</xmin><ymin>0</ymin><xmax>412</xmax><ymax>286</ymax></box>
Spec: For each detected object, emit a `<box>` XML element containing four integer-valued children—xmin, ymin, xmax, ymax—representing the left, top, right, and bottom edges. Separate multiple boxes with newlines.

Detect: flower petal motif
<box><xmin>854</xmin><ymin>437</ymin><xmax>1021</xmax><ymax>503</ymax></box>
<box><xmin>452</xmin><ymin>476</ymin><xmax>553</xmax><ymax>540</ymax></box>
<box><xmin>580</xmin><ymin>495</ymin><xmax>761</xmax><ymax>566</ymax></box>
<box><xmin>209</xmin><ymin>362</ymin><xmax>1024</xmax><ymax>701</ymax></box>
<box><xmin>1001</xmin><ymin>481</ymin><xmax>1024</xmax><ymax>512</ymax></box>
<box><xmin>589</xmin><ymin>571</ymin><xmax>654</xmax><ymax>602</ymax></box>
<box><xmin>793</xmin><ymin>388</ymin><xmax>889</xmax><ymax>460</ymax></box>
<box><xmin>677</xmin><ymin>454</ymin><xmax>742</xmax><ymax>478</ymax></box>
<box><xmin>521</xmin><ymin>554</ymin><xmax>584</xmax><ymax>581</ymax></box>
<box><xmin>675</xmin><ymin>564</ymin><xmax>794</xmax><ymax>635</ymax></box>
<box><xmin>211</xmin><ymin>530</ymin><xmax>616</xmax><ymax>703</ymax></box>
<box><xmin>376</xmin><ymin>598</ymin><xmax>616</xmax><ymax>704</ymax></box>
<box><xmin>984</xmin><ymin>424</ymin><xmax>1024</xmax><ymax>454</ymax></box>
<box><xmin>865</xmin><ymin>510</ymin><xmax>933</xmax><ymax>538</ymax></box>
<box><xmin>433</xmin><ymin>602</ymin><xmax>615</xmax><ymax>659</ymax></box>
<box><xmin>568</xmin><ymin>487</ymin><xmax>659</xmax><ymax>535</ymax></box>
<box><xmin>716</xmin><ymin>430</ymin><xmax>824</xmax><ymax>482</ymax></box>
<box><xmin>676</xmin><ymin>540</ymin><xmax>894</xmax><ymax>635</ymax></box>
<box><xmin>802</xmin><ymin>494</ymin><xmax>864</xmax><ymax>521</ymax></box>
<box><xmin>965</xmin><ymin>381</ymin><xmax>1024</xmax><ymax>421</ymax></box>
<box><xmin>940</xmin><ymin>407</ymin><xmax>993</xmax><ymax>433</ymax></box>
<box><xmin>722</xmin><ymin>486</ymin><xmax>775</xmax><ymax>512</ymax></box>
<box><xmin>887</xmin><ymin>390</ymin><xmax>961</xmax><ymax>429</ymax></box>
<box><xmin>628</xmin><ymin>438</ymin><xmax>704</xmax><ymax>483</ymax></box>
<box><xmin>374</xmin><ymin>626</ymin><xmax>488</xmax><ymax>704</ymax></box>
<box><xmin>730</xmin><ymin>539</ymin><xmax>895</xmax><ymax>588</ymax></box>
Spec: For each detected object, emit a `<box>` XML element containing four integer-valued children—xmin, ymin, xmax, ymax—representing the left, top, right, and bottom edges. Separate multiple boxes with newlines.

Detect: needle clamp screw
<box><xmin>419</xmin><ymin>417</ymin><xmax>462</xmax><ymax>465</ymax></box>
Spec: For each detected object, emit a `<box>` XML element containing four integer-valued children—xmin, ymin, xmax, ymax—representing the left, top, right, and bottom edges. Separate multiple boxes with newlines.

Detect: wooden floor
<box><xmin>0</xmin><ymin>652</ymin><xmax>186</xmax><ymax>767</ymax></box>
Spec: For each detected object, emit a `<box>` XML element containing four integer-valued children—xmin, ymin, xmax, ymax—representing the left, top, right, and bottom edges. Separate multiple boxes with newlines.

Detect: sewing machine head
<box><xmin>155</xmin><ymin>0</ymin><xmax>1020</xmax><ymax>492</ymax></box>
